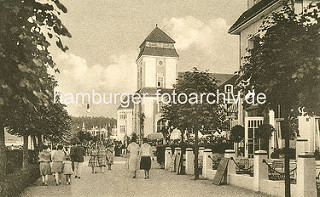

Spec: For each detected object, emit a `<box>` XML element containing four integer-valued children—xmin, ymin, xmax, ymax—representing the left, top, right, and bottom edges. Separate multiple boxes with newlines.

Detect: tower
<box><xmin>136</xmin><ymin>26</ymin><xmax>179</xmax><ymax>90</ymax></box>
<box><xmin>135</xmin><ymin>26</ymin><xmax>179</xmax><ymax>137</ymax></box>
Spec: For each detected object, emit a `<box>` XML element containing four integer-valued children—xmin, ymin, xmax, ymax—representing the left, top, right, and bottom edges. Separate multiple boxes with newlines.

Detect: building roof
<box><xmin>137</xmin><ymin>47</ymin><xmax>179</xmax><ymax>59</ymax></box>
<box><xmin>117</xmin><ymin>95</ymin><xmax>134</xmax><ymax>110</ymax></box>
<box><xmin>228</xmin><ymin>0</ymin><xmax>281</xmax><ymax>34</ymax></box>
<box><xmin>144</xmin><ymin>27</ymin><xmax>175</xmax><ymax>44</ymax></box>
<box><xmin>178</xmin><ymin>72</ymin><xmax>235</xmax><ymax>87</ymax></box>
<box><xmin>219</xmin><ymin>74</ymin><xmax>239</xmax><ymax>88</ymax></box>
<box><xmin>137</xmin><ymin>26</ymin><xmax>178</xmax><ymax>59</ymax></box>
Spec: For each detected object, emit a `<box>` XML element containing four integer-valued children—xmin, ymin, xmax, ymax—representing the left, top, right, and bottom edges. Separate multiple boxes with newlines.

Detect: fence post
<box><xmin>296</xmin><ymin>137</ymin><xmax>308</xmax><ymax>161</ymax></box>
<box><xmin>175</xmin><ymin>147</ymin><xmax>182</xmax><ymax>174</ymax></box>
<box><xmin>202</xmin><ymin>149</ymin><xmax>212</xmax><ymax>178</ymax></box>
<box><xmin>297</xmin><ymin>152</ymin><xmax>316</xmax><ymax>197</ymax></box>
<box><xmin>165</xmin><ymin>147</ymin><xmax>171</xmax><ymax>170</ymax></box>
<box><xmin>185</xmin><ymin>148</ymin><xmax>194</xmax><ymax>175</ymax></box>
<box><xmin>225</xmin><ymin>149</ymin><xmax>236</xmax><ymax>184</ymax></box>
<box><xmin>253</xmin><ymin>150</ymin><xmax>268</xmax><ymax>192</ymax></box>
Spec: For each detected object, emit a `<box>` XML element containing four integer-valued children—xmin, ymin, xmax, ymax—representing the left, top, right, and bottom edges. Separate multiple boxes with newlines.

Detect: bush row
<box><xmin>0</xmin><ymin>164</ymin><xmax>39</xmax><ymax>197</ymax></box>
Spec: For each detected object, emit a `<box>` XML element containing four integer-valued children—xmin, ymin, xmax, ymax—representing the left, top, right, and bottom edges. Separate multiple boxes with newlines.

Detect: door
<box><xmin>245</xmin><ymin>117</ymin><xmax>264</xmax><ymax>158</ymax></box>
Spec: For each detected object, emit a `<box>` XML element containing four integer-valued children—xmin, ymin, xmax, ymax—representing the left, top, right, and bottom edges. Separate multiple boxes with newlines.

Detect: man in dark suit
<box><xmin>70</xmin><ymin>142</ymin><xmax>85</xmax><ymax>178</ymax></box>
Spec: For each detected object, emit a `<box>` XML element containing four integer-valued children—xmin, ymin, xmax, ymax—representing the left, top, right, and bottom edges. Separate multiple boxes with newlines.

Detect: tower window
<box><xmin>157</xmin><ymin>75</ymin><xmax>164</xmax><ymax>88</ymax></box>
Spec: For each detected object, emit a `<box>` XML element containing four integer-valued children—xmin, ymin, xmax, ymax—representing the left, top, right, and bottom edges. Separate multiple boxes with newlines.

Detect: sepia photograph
<box><xmin>0</xmin><ymin>0</ymin><xmax>320</xmax><ymax>196</ymax></box>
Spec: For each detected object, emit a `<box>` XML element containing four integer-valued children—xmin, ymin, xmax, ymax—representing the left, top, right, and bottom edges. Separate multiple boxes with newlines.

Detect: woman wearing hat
<box><xmin>127</xmin><ymin>135</ymin><xmax>140</xmax><ymax>178</ymax></box>
<box><xmin>139</xmin><ymin>138</ymin><xmax>152</xmax><ymax>179</ymax></box>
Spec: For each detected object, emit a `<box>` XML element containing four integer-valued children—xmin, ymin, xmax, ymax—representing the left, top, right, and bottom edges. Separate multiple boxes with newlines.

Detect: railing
<box><xmin>231</xmin><ymin>157</ymin><xmax>254</xmax><ymax>176</ymax></box>
<box><xmin>262</xmin><ymin>159</ymin><xmax>297</xmax><ymax>183</ymax></box>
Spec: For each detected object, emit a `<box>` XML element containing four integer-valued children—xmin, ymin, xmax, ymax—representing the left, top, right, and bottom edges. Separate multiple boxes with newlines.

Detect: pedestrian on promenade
<box><xmin>88</xmin><ymin>144</ymin><xmax>98</xmax><ymax>173</ymax></box>
<box><xmin>97</xmin><ymin>143</ymin><xmax>107</xmax><ymax>173</ymax></box>
<box><xmin>38</xmin><ymin>145</ymin><xmax>51</xmax><ymax>186</ymax></box>
<box><xmin>140</xmin><ymin>138</ymin><xmax>152</xmax><ymax>179</ymax></box>
<box><xmin>63</xmin><ymin>155</ymin><xmax>73</xmax><ymax>185</ymax></box>
<box><xmin>52</xmin><ymin>145</ymin><xmax>65</xmax><ymax>186</ymax></box>
<box><xmin>127</xmin><ymin>135</ymin><xmax>140</xmax><ymax>178</ymax></box>
<box><xmin>70</xmin><ymin>142</ymin><xmax>85</xmax><ymax>179</ymax></box>
<box><xmin>106</xmin><ymin>144</ymin><xmax>114</xmax><ymax>170</ymax></box>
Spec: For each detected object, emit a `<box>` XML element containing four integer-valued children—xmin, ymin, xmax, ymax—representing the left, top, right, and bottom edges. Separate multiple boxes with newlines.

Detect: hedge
<box><xmin>0</xmin><ymin>164</ymin><xmax>39</xmax><ymax>197</ymax></box>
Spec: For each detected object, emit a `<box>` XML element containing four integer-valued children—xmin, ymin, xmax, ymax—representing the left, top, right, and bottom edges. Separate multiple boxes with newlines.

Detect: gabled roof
<box><xmin>144</xmin><ymin>27</ymin><xmax>175</xmax><ymax>44</ymax></box>
<box><xmin>117</xmin><ymin>95</ymin><xmax>134</xmax><ymax>110</ymax></box>
<box><xmin>229</xmin><ymin>0</ymin><xmax>281</xmax><ymax>34</ymax></box>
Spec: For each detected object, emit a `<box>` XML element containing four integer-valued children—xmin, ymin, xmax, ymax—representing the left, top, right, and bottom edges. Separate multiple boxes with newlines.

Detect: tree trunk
<box><xmin>37</xmin><ymin>134</ymin><xmax>42</xmax><ymax>151</ymax></box>
<box><xmin>23</xmin><ymin>135</ymin><xmax>29</xmax><ymax>169</ymax></box>
<box><xmin>194</xmin><ymin>126</ymin><xmax>199</xmax><ymax>180</ymax></box>
<box><xmin>284</xmin><ymin>116</ymin><xmax>291</xmax><ymax>197</ymax></box>
<box><xmin>0</xmin><ymin>123</ymin><xmax>6</xmax><ymax>177</ymax></box>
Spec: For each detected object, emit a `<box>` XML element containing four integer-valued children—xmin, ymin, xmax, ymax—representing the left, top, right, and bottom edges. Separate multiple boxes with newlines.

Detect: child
<box><xmin>63</xmin><ymin>155</ymin><xmax>73</xmax><ymax>185</ymax></box>
<box><xmin>38</xmin><ymin>145</ymin><xmax>51</xmax><ymax>186</ymax></box>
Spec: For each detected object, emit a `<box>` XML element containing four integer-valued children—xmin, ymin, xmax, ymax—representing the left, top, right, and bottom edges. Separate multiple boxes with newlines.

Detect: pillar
<box><xmin>202</xmin><ymin>149</ymin><xmax>213</xmax><ymax>178</ymax></box>
<box><xmin>297</xmin><ymin>152</ymin><xmax>316</xmax><ymax>197</ymax></box>
<box><xmin>253</xmin><ymin>150</ymin><xmax>268</xmax><ymax>192</ymax></box>
<box><xmin>185</xmin><ymin>148</ymin><xmax>194</xmax><ymax>174</ymax></box>
<box><xmin>175</xmin><ymin>147</ymin><xmax>182</xmax><ymax>174</ymax></box>
<box><xmin>165</xmin><ymin>147</ymin><xmax>171</xmax><ymax>170</ymax></box>
<box><xmin>296</xmin><ymin>137</ymin><xmax>308</xmax><ymax>161</ymax></box>
<box><xmin>225</xmin><ymin>149</ymin><xmax>236</xmax><ymax>184</ymax></box>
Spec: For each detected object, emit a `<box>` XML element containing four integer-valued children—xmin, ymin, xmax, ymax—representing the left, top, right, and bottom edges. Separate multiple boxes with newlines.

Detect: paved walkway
<box><xmin>21</xmin><ymin>157</ymin><xmax>268</xmax><ymax>197</ymax></box>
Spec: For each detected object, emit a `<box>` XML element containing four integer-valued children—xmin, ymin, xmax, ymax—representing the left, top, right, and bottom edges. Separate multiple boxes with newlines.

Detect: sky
<box><xmin>51</xmin><ymin>0</ymin><xmax>247</xmax><ymax>118</ymax></box>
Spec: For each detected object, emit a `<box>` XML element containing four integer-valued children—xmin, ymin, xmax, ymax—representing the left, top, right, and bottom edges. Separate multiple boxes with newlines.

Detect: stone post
<box><xmin>224</xmin><ymin>149</ymin><xmax>236</xmax><ymax>184</ymax></box>
<box><xmin>253</xmin><ymin>150</ymin><xmax>268</xmax><ymax>192</ymax></box>
<box><xmin>185</xmin><ymin>148</ymin><xmax>194</xmax><ymax>175</ymax></box>
<box><xmin>199</xmin><ymin>147</ymin><xmax>205</xmax><ymax>156</ymax></box>
<box><xmin>297</xmin><ymin>152</ymin><xmax>316</xmax><ymax>197</ymax></box>
<box><xmin>202</xmin><ymin>149</ymin><xmax>213</xmax><ymax>178</ymax></box>
<box><xmin>165</xmin><ymin>147</ymin><xmax>172</xmax><ymax>170</ymax></box>
<box><xmin>175</xmin><ymin>147</ymin><xmax>182</xmax><ymax>174</ymax></box>
<box><xmin>296</xmin><ymin>138</ymin><xmax>308</xmax><ymax>161</ymax></box>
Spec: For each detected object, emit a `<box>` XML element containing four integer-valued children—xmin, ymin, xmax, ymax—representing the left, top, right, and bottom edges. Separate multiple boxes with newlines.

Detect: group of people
<box><xmin>127</xmin><ymin>137</ymin><xmax>153</xmax><ymax>179</ymax></box>
<box><xmin>38</xmin><ymin>143</ymin><xmax>85</xmax><ymax>186</ymax></box>
<box><xmin>88</xmin><ymin>143</ymin><xmax>114</xmax><ymax>173</ymax></box>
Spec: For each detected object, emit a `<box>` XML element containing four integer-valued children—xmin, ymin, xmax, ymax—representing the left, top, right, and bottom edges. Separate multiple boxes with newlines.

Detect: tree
<box><xmin>230</xmin><ymin>125</ymin><xmax>245</xmax><ymax>143</ymax></box>
<box><xmin>162</xmin><ymin>67</ymin><xmax>227</xmax><ymax>179</ymax></box>
<box><xmin>0</xmin><ymin>0</ymin><xmax>70</xmax><ymax>175</ymax></box>
<box><xmin>238</xmin><ymin>3</ymin><xmax>320</xmax><ymax>196</ymax></box>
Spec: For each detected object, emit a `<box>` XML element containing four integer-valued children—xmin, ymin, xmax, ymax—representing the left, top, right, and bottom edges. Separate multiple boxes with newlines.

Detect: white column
<box><xmin>202</xmin><ymin>149</ymin><xmax>212</xmax><ymax>179</ymax></box>
<box><xmin>165</xmin><ymin>147</ymin><xmax>171</xmax><ymax>170</ymax></box>
<box><xmin>297</xmin><ymin>152</ymin><xmax>316</xmax><ymax>197</ymax></box>
<box><xmin>296</xmin><ymin>137</ymin><xmax>308</xmax><ymax>161</ymax></box>
<box><xmin>185</xmin><ymin>148</ymin><xmax>194</xmax><ymax>175</ymax></box>
<box><xmin>253</xmin><ymin>150</ymin><xmax>268</xmax><ymax>192</ymax></box>
<box><xmin>225</xmin><ymin>149</ymin><xmax>236</xmax><ymax>180</ymax></box>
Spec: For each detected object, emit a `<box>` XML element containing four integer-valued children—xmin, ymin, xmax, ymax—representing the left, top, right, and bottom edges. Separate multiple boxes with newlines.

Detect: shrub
<box><xmin>230</xmin><ymin>125</ymin><xmax>245</xmax><ymax>143</ymax></box>
<box><xmin>0</xmin><ymin>164</ymin><xmax>40</xmax><ymax>197</ymax></box>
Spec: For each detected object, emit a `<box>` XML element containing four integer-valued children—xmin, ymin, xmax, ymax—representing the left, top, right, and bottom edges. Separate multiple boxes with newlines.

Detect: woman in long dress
<box><xmin>97</xmin><ymin>144</ymin><xmax>107</xmax><ymax>173</ymax></box>
<box><xmin>140</xmin><ymin>138</ymin><xmax>153</xmax><ymax>179</ymax></box>
<box><xmin>88</xmin><ymin>144</ymin><xmax>99</xmax><ymax>173</ymax></box>
<box><xmin>127</xmin><ymin>136</ymin><xmax>140</xmax><ymax>178</ymax></box>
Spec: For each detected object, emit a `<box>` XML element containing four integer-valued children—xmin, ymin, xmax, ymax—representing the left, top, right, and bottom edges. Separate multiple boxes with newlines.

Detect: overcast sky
<box><xmin>51</xmin><ymin>0</ymin><xmax>247</xmax><ymax>118</ymax></box>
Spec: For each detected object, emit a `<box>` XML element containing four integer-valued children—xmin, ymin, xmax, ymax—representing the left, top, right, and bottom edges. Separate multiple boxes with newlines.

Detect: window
<box><xmin>120</xmin><ymin>125</ymin><xmax>126</xmax><ymax>134</ymax></box>
<box><xmin>157</xmin><ymin>75</ymin><xmax>164</xmax><ymax>88</ymax></box>
<box><xmin>225</xmin><ymin>84</ymin><xmax>233</xmax><ymax>94</ymax></box>
<box><xmin>120</xmin><ymin>112</ymin><xmax>127</xmax><ymax>119</ymax></box>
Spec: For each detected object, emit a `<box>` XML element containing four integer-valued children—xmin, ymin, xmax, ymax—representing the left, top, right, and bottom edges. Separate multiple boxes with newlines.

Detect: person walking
<box><xmin>70</xmin><ymin>142</ymin><xmax>85</xmax><ymax>179</ymax></box>
<box><xmin>52</xmin><ymin>145</ymin><xmax>65</xmax><ymax>186</ymax></box>
<box><xmin>38</xmin><ymin>145</ymin><xmax>51</xmax><ymax>186</ymax></box>
<box><xmin>63</xmin><ymin>155</ymin><xmax>73</xmax><ymax>185</ymax></box>
<box><xmin>127</xmin><ymin>135</ymin><xmax>140</xmax><ymax>178</ymax></box>
<box><xmin>97</xmin><ymin>144</ymin><xmax>107</xmax><ymax>173</ymax></box>
<box><xmin>106</xmin><ymin>144</ymin><xmax>114</xmax><ymax>171</ymax></box>
<box><xmin>88</xmin><ymin>144</ymin><xmax>98</xmax><ymax>173</ymax></box>
<box><xmin>140</xmin><ymin>138</ymin><xmax>152</xmax><ymax>179</ymax></box>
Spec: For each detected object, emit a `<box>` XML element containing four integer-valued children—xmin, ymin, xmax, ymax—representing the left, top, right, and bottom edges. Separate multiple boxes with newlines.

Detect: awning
<box><xmin>147</xmin><ymin>133</ymin><xmax>164</xmax><ymax>140</ymax></box>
